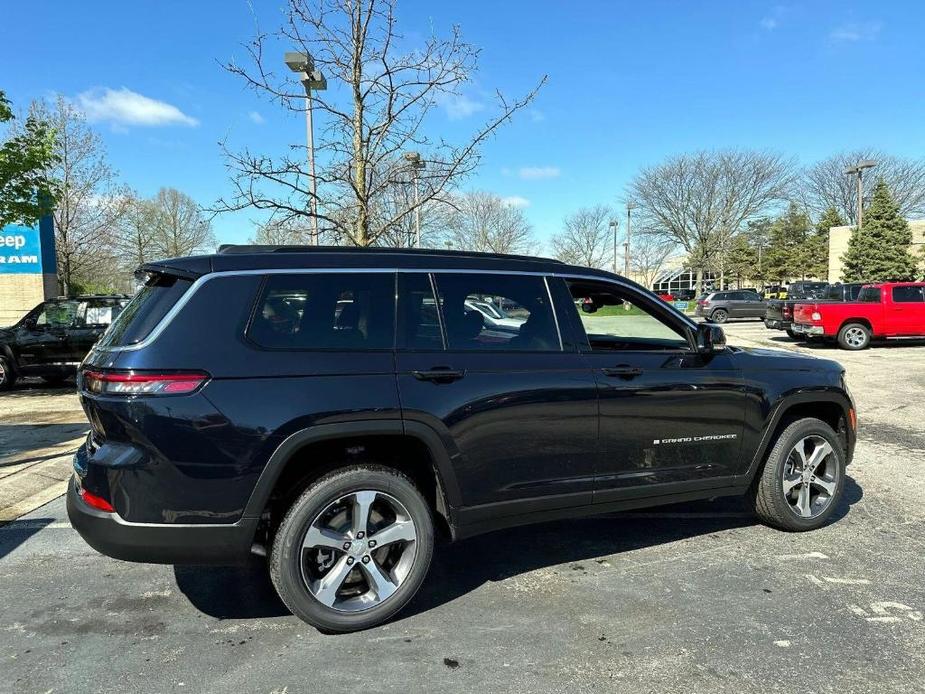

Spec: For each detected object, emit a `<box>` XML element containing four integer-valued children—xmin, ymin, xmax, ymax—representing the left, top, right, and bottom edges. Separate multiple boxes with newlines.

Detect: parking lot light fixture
<box><xmin>403</xmin><ymin>152</ymin><xmax>426</xmax><ymax>247</ymax></box>
<box><xmin>844</xmin><ymin>160</ymin><xmax>877</xmax><ymax>229</ymax></box>
<box><xmin>285</xmin><ymin>51</ymin><xmax>327</xmax><ymax>245</ymax></box>
<box><xmin>609</xmin><ymin>220</ymin><xmax>619</xmax><ymax>274</ymax></box>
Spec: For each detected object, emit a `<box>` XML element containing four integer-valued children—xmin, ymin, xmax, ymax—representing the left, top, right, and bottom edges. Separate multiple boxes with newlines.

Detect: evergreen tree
<box><xmin>841</xmin><ymin>180</ymin><xmax>918</xmax><ymax>282</ymax></box>
<box><xmin>725</xmin><ymin>233</ymin><xmax>759</xmax><ymax>287</ymax></box>
<box><xmin>764</xmin><ymin>203</ymin><xmax>813</xmax><ymax>281</ymax></box>
<box><xmin>805</xmin><ymin>207</ymin><xmax>843</xmax><ymax>281</ymax></box>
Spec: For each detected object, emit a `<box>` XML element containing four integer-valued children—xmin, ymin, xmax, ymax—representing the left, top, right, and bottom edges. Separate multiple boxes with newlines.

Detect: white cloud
<box><xmin>501</xmin><ymin>196</ymin><xmax>530</xmax><ymax>208</ymax></box>
<box><xmin>829</xmin><ymin>21</ymin><xmax>882</xmax><ymax>42</ymax></box>
<box><xmin>760</xmin><ymin>17</ymin><xmax>779</xmax><ymax>30</ymax></box>
<box><xmin>518</xmin><ymin>166</ymin><xmax>560</xmax><ymax>180</ymax></box>
<box><xmin>76</xmin><ymin>87</ymin><xmax>199</xmax><ymax>127</ymax></box>
<box><xmin>248</xmin><ymin>111</ymin><xmax>265</xmax><ymax>125</ymax></box>
<box><xmin>443</xmin><ymin>94</ymin><xmax>485</xmax><ymax>120</ymax></box>
<box><xmin>529</xmin><ymin>109</ymin><xmax>546</xmax><ymax>123</ymax></box>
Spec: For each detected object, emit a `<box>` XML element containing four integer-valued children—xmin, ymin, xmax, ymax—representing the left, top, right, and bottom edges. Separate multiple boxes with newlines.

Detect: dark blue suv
<box><xmin>68</xmin><ymin>247</ymin><xmax>856</xmax><ymax>632</ymax></box>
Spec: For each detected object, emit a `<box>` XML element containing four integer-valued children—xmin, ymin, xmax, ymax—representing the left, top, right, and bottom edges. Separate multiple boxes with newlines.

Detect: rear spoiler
<box><xmin>136</xmin><ymin>256</ymin><xmax>214</xmax><ymax>282</ymax></box>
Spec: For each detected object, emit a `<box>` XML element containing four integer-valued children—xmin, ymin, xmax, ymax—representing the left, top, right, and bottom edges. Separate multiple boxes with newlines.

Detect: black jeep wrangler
<box><xmin>0</xmin><ymin>295</ymin><xmax>129</xmax><ymax>389</ymax></box>
<box><xmin>68</xmin><ymin>247</ymin><xmax>856</xmax><ymax>632</ymax></box>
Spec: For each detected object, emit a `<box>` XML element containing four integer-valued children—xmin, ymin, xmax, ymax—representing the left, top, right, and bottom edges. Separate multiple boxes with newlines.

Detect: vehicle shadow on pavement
<box><xmin>0</xmin><ymin>381</ymin><xmax>75</xmax><ymax>397</ymax></box>
<box><xmin>0</xmin><ymin>517</ymin><xmax>54</xmax><ymax>560</ymax></box>
<box><xmin>171</xmin><ymin>478</ymin><xmax>861</xmax><ymax>624</ymax></box>
<box><xmin>0</xmin><ymin>423</ymin><xmax>89</xmax><ymax>467</ymax></box>
<box><xmin>402</xmin><ymin>477</ymin><xmax>864</xmax><ymax>621</ymax></box>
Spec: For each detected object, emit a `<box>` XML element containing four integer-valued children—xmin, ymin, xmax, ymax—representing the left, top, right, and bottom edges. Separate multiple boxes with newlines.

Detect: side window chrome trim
<box><xmin>99</xmin><ymin>266</ymin><xmax>693</xmax><ymax>353</ymax></box>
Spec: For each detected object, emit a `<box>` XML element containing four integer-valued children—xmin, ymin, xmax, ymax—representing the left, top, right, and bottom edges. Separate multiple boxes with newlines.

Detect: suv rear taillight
<box><xmin>698</xmin><ymin>300</ymin><xmax>710</xmax><ymax>307</ymax></box>
<box><xmin>83</xmin><ymin>370</ymin><xmax>209</xmax><ymax>396</ymax></box>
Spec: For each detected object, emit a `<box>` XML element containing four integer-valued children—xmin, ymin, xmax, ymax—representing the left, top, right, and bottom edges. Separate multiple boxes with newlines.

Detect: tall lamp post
<box><xmin>285</xmin><ymin>51</ymin><xmax>327</xmax><ymax>245</ymax></box>
<box><xmin>625</xmin><ymin>201</ymin><xmax>636</xmax><ymax>278</ymax></box>
<box><xmin>403</xmin><ymin>152</ymin><xmax>426</xmax><ymax>247</ymax></box>
<box><xmin>608</xmin><ymin>220</ymin><xmax>619</xmax><ymax>274</ymax></box>
<box><xmin>844</xmin><ymin>160</ymin><xmax>877</xmax><ymax>229</ymax></box>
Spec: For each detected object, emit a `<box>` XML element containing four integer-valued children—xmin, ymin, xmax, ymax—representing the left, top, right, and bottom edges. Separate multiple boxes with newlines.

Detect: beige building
<box><xmin>828</xmin><ymin>220</ymin><xmax>925</xmax><ymax>282</ymax></box>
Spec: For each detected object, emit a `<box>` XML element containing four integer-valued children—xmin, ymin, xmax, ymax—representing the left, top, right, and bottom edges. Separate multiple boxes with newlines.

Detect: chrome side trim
<box><xmin>99</xmin><ymin>267</ymin><xmax>695</xmax><ymax>353</ymax></box>
<box><xmin>543</xmin><ymin>276</ymin><xmax>564</xmax><ymax>351</ymax></box>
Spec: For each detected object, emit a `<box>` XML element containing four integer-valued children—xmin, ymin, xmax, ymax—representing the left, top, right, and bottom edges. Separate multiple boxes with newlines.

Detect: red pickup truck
<box><xmin>793</xmin><ymin>282</ymin><xmax>925</xmax><ymax>350</ymax></box>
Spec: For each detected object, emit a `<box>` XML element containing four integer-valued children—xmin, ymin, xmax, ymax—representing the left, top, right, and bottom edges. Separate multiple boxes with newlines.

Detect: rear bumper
<box><xmin>67</xmin><ymin>477</ymin><xmax>257</xmax><ymax>565</ymax></box>
<box><xmin>764</xmin><ymin>319</ymin><xmax>790</xmax><ymax>330</ymax></box>
<box><xmin>792</xmin><ymin>323</ymin><xmax>824</xmax><ymax>336</ymax></box>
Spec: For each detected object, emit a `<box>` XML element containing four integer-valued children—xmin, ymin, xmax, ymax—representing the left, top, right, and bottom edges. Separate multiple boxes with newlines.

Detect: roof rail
<box><xmin>216</xmin><ymin>244</ymin><xmax>562</xmax><ymax>264</ymax></box>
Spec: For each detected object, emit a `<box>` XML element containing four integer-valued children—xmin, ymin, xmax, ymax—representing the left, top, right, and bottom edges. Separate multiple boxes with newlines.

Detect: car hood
<box><xmin>730</xmin><ymin>345</ymin><xmax>841</xmax><ymax>372</ymax></box>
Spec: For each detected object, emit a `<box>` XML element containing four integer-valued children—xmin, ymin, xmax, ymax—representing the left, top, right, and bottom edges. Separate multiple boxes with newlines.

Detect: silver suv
<box><xmin>695</xmin><ymin>290</ymin><xmax>766</xmax><ymax>323</ymax></box>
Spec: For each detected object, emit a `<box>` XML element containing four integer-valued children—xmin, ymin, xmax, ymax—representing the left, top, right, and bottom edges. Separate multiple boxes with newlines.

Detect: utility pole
<box><xmin>403</xmin><ymin>152</ymin><xmax>426</xmax><ymax>247</ymax></box>
<box><xmin>625</xmin><ymin>201</ymin><xmax>636</xmax><ymax>278</ymax></box>
<box><xmin>285</xmin><ymin>51</ymin><xmax>327</xmax><ymax>245</ymax></box>
<box><xmin>609</xmin><ymin>220</ymin><xmax>618</xmax><ymax>274</ymax></box>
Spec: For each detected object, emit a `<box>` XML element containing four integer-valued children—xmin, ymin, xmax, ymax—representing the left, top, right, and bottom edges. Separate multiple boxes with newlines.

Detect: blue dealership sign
<box><xmin>0</xmin><ymin>221</ymin><xmax>54</xmax><ymax>274</ymax></box>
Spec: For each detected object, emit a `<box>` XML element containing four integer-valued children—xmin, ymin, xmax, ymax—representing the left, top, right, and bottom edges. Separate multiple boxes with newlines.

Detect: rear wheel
<box><xmin>0</xmin><ymin>357</ymin><xmax>17</xmax><ymax>391</ymax></box>
<box><xmin>269</xmin><ymin>465</ymin><xmax>434</xmax><ymax>632</ymax></box>
<box><xmin>710</xmin><ymin>309</ymin><xmax>728</xmax><ymax>324</ymax></box>
<box><xmin>749</xmin><ymin>418</ymin><xmax>845</xmax><ymax>531</ymax></box>
<box><xmin>837</xmin><ymin>323</ymin><xmax>870</xmax><ymax>350</ymax></box>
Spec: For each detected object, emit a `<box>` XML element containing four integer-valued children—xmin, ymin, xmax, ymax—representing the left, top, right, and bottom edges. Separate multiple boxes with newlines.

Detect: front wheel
<box><xmin>837</xmin><ymin>323</ymin><xmax>870</xmax><ymax>350</ymax></box>
<box><xmin>269</xmin><ymin>465</ymin><xmax>434</xmax><ymax>632</ymax></box>
<box><xmin>748</xmin><ymin>418</ymin><xmax>845</xmax><ymax>531</ymax></box>
<box><xmin>710</xmin><ymin>309</ymin><xmax>728</xmax><ymax>324</ymax></box>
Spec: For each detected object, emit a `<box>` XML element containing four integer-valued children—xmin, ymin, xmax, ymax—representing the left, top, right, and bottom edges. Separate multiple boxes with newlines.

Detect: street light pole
<box><xmin>625</xmin><ymin>201</ymin><xmax>636</xmax><ymax>278</ymax></box>
<box><xmin>403</xmin><ymin>152</ymin><xmax>426</xmax><ymax>247</ymax></box>
<box><xmin>285</xmin><ymin>51</ymin><xmax>327</xmax><ymax>245</ymax></box>
<box><xmin>844</xmin><ymin>160</ymin><xmax>877</xmax><ymax>230</ymax></box>
<box><xmin>609</xmin><ymin>220</ymin><xmax>618</xmax><ymax>274</ymax></box>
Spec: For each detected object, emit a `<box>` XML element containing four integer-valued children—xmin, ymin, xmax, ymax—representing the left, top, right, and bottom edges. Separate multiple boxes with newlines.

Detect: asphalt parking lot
<box><xmin>1</xmin><ymin>322</ymin><xmax>924</xmax><ymax>694</ymax></box>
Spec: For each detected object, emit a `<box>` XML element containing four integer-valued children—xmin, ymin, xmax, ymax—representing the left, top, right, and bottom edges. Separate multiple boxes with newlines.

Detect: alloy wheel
<box><xmin>843</xmin><ymin>327</ymin><xmax>867</xmax><ymax>348</ymax></box>
<box><xmin>781</xmin><ymin>436</ymin><xmax>838</xmax><ymax>519</ymax></box>
<box><xmin>300</xmin><ymin>490</ymin><xmax>417</xmax><ymax>613</ymax></box>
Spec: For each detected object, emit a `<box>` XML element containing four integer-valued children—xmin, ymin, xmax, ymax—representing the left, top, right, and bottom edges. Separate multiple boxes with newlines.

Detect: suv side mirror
<box><xmin>21</xmin><ymin>317</ymin><xmax>37</xmax><ymax>330</ymax></box>
<box><xmin>696</xmin><ymin>323</ymin><xmax>726</xmax><ymax>354</ymax></box>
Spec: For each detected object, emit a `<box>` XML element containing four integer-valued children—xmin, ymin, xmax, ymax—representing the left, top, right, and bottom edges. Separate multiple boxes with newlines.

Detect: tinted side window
<box><xmin>433</xmin><ymin>273</ymin><xmax>560</xmax><ymax>352</ymax></box>
<box><xmin>892</xmin><ymin>286</ymin><xmax>925</xmax><ymax>303</ymax></box>
<box><xmin>858</xmin><ymin>287</ymin><xmax>881</xmax><ymax>303</ymax></box>
<box><xmin>248</xmin><ymin>273</ymin><xmax>395</xmax><ymax>350</ymax></box>
<box><xmin>398</xmin><ymin>273</ymin><xmax>443</xmax><ymax>350</ymax></box>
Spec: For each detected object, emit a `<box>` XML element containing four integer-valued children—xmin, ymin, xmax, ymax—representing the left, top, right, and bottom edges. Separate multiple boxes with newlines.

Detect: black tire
<box><xmin>0</xmin><ymin>356</ymin><xmax>17</xmax><ymax>391</ymax></box>
<box><xmin>837</xmin><ymin>322</ymin><xmax>871</xmax><ymax>350</ymax></box>
<box><xmin>710</xmin><ymin>309</ymin><xmax>728</xmax><ymax>324</ymax></box>
<box><xmin>269</xmin><ymin>465</ymin><xmax>434</xmax><ymax>633</ymax></box>
<box><xmin>785</xmin><ymin>328</ymin><xmax>799</xmax><ymax>340</ymax></box>
<box><xmin>748</xmin><ymin>418</ymin><xmax>845</xmax><ymax>532</ymax></box>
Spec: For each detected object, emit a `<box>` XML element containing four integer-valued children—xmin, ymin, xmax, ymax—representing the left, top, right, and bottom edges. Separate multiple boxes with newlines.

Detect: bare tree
<box><xmin>216</xmin><ymin>0</ymin><xmax>545</xmax><ymax>246</ymax></box>
<box><xmin>30</xmin><ymin>96</ymin><xmax>127</xmax><ymax>295</ymax></box>
<box><xmin>443</xmin><ymin>191</ymin><xmax>536</xmax><ymax>254</ymax></box>
<box><xmin>111</xmin><ymin>193</ymin><xmax>156</xmax><ymax>270</ymax></box>
<box><xmin>550</xmin><ymin>205</ymin><xmax>614</xmax><ymax>269</ymax></box>
<box><xmin>802</xmin><ymin>150</ymin><xmax>925</xmax><ymax>224</ymax></box>
<box><xmin>249</xmin><ymin>216</ymin><xmax>315</xmax><ymax>245</ymax></box>
<box><xmin>629</xmin><ymin>233</ymin><xmax>675</xmax><ymax>288</ymax></box>
<box><xmin>147</xmin><ymin>188</ymin><xmax>215</xmax><ymax>258</ymax></box>
<box><xmin>628</xmin><ymin>149</ymin><xmax>794</xmax><ymax>291</ymax></box>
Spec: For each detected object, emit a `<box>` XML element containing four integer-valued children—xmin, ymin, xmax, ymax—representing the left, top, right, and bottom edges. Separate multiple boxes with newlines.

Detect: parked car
<box><xmin>694</xmin><ymin>290</ymin><xmax>767</xmax><ymax>323</ymax></box>
<box><xmin>672</xmin><ymin>289</ymin><xmax>697</xmax><ymax>301</ymax></box>
<box><xmin>0</xmin><ymin>295</ymin><xmax>130</xmax><ymax>390</ymax></box>
<box><xmin>463</xmin><ymin>298</ymin><xmax>524</xmax><ymax>331</ymax></box>
<box><xmin>68</xmin><ymin>247</ymin><xmax>856</xmax><ymax>632</ymax></box>
<box><xmin>763</xmin><ymin>285</ymin><xmax>787</xmax><ymax>300</ymax></box>
<box><xmin>793</xmin><ymin>282</ymin><xmax>925</xmax><ymax>349</ymax></box>
<box><xmin>764</xmin><ymin>282</ymin><xmax>832</xmax><ymax>339</ymax></box>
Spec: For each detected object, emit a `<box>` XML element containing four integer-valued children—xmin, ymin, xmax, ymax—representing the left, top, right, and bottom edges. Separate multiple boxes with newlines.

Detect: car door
<box><xmin>889</xmin><ymin>285</ymin><xmax>925</xmax><ymax>335</ymax></box>
<box><xmin>12</xmin><ymin>301</ymin><xmax>75</xmax><ymax>368</ymax></box>
<box><xmin>395</xmin><ymin>271</ymin><xmax>598</xmax><ymax>518</ymax></box>
<box><xmin>741</xmin><ymin>292</ymin><xmax>766</xmax><ymax>318</ymax></box>
<box><xmin>557</xmin><ymin>277</ymin><xmax>747</xmax><ymax>503</ymax></box>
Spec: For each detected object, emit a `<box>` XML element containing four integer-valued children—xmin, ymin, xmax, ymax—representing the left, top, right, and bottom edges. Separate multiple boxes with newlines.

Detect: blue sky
<box><xmin>2</xmin><ymin>1</ymin><xmax>923</xmax><ymax>249</ymax></box>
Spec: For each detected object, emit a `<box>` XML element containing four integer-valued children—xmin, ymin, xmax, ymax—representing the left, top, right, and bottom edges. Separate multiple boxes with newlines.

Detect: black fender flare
<box><xmin>740</xmin><ymin>389</ymin><xmax>855</xmax><ymax>483</ymax></box>
<box><xmin>241</xmin><ymin>419</ymin><xmax>463</xmax><ymax>521</ymax></box>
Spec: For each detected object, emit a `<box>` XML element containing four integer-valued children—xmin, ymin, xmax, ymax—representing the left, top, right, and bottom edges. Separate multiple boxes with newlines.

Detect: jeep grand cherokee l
<box><xmin>68</xmin><ymin>247</ymin><xmax>856</xmax><ymax>632</ymax></box>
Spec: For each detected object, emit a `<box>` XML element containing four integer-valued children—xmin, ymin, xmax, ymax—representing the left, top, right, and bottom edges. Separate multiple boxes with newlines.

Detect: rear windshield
<box><xmin>858</xmin><ymin>286</ymin><xmax>881</xmax><ymax>303</ymax></box>
<box><xmin>96</xmin><ymin>273</ymin><xmax>192</xmax><ymax>347</ymax></box>
<box><xmin>790</xmin><ymin>283</ymin><xmax>829</xmax><ymax>300</ymax></box>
